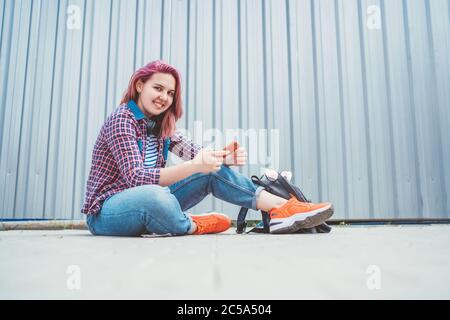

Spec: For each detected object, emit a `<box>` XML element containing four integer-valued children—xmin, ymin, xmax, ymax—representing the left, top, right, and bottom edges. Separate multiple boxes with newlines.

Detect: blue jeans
<box><xmin>86</xmin><ymin>165</ymin><xmax>264</xmax><ymax>236</ymax></box>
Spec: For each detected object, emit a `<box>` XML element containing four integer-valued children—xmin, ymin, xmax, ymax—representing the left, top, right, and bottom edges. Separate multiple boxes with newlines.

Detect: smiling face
<box><xmin>136</xmin><ymin>72</ymin><xmax>176</xmax><ymax>119</ymax></box>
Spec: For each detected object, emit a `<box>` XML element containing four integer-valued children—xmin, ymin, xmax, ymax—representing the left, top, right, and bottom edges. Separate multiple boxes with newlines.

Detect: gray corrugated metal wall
<box><xmin>1</xmin><ymin>0</ymin><xmax>449</xmax><ymax>221</ymax></box>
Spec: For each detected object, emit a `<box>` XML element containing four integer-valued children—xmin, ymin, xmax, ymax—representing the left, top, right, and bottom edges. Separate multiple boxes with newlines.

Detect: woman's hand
<box><xmin>223</xmin><ymin>141</ymin><xmax>247</xmax><ymax>166</ymax></box>
<box><xmin>189</xmin><ymin>148</ymin><xmax>230</xmax><ymax>173</ymax></box>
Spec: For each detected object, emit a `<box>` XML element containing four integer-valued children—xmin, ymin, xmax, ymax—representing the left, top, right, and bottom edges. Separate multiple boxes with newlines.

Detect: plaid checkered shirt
<box><xmin>81</xmin><ymin>100</ymin><xmax>202</xmax><ymax>215</ymax></box>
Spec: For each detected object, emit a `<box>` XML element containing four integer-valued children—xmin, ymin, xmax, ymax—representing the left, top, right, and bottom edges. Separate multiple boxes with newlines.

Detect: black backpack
<box><xmin>236</xmin><ymin>170</ymin><xmax>332</xmax><ymax>234</ymax></box>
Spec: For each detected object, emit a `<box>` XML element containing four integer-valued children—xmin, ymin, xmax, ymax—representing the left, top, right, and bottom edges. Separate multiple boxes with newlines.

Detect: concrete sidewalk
<box><xmin>1</xmin><ymin>225</ymin><xmax>449</xmax><ymax>299</ymax></box>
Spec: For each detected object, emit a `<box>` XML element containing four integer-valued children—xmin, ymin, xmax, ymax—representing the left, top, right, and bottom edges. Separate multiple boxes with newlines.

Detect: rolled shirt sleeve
<box><xmin>169</xmin><ymin>130</ymin><xmax>203</xmax><ymax>161</ymax></box>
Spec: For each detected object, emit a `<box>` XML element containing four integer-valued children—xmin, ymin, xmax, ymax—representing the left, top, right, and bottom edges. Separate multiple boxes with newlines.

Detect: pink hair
<box><xmin>120</xmin><ymin>60</ymin><xmax>183</xmax><ymax>138</ymax></box>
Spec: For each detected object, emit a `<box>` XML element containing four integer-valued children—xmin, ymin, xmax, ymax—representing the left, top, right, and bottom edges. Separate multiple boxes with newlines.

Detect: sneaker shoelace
<box><xmin>195</xmin><ymin>216</ymin><xmax>219</xmax><ymax>233</ymax></box>
<box><xmin>270</xmin><ymin>197</ymin><xmax>313</xmax><ymax>216</ymax></box>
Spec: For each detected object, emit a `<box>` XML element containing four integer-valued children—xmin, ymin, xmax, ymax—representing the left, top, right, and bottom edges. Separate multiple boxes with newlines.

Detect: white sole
<box><xmin>269</xmin><ymin>204</ymin><xmax>334</xmax><ymax>234</ymax></box>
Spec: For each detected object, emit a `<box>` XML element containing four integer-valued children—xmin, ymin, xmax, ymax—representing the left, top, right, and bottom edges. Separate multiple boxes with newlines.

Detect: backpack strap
<box><xmin>236</xmin><ymin>207</ymin><xmax>248</xmax><ymax>234</ymax></box>
<box><xmin>251</xmin><ymin>175</ymin><xmax>270</xmax><ymax>188</ymax></box>
<box><xmin>316</xmin><ymin>222</ymin><xmax>332</xmax><ymax>233</ymax></box>
<box><xmin>261</xmin><ymin>211</ymin><xmax>270</xmax><ymax>232</ymax></box>
<box><xmin>276</xmin><ymin>174</ymin><xmax>310</xmax><ymax>202</ymax></box>
<box><xmin>236</xmin><ymin>176</ymin><xmax>263</xmax><ymax>234</ymax></box>
<box><xmin>163</xmin><ymin>138</ymin><xmax>171</xmax><ymax>161</ymax></box>
<box><xmin>245</xmin><ymin>211</ymin><xmax>271</xmax><ymax>233</ymax></box>
<box><xmin>236</xmin><ymin>207</ymin><xmax>271</xmax><ymax>234</ymax></box>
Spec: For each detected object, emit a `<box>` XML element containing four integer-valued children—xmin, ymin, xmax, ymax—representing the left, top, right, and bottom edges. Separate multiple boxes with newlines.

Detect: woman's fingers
<box><xmin>234</xmin><ymin>148</ymin><xmax>247</xmax><ymax>165</ymax></box>
<box><xmin>236</xmin><ymin>148</ymin><xmax>246</xmax><ymax>156</ymax></box>
<box><xmin>205</xmin><ymin>144</ymin><xmax>248</xmax><ymax>167</ymax></box>
<box><xmin>218</xmin><ymin>145</ymin><xmax>247</xmax><ymax>166</ymax></box>
<box><xmin>212</xmin><ymin>150</ymin><xmax>230</xmax><ymax>158</ymax></box>
<box><xmin>223</xmin><ymin>141</ymin><xmax>240</xmax><ymax>153</ymax></box>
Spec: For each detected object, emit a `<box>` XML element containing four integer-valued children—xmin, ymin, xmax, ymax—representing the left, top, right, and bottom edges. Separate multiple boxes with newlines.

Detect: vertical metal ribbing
<box><xmin>334</xmin><ymin>0</ymin><xmax>349</xmax><ymax>219</ymax></box>
<box><xmin>310</xmin><ymin>0</ymin><xmax>322</xmax><ymax>201</ymax></box>
<box><xmin>402</xmin><ymin>0</ymin><xmax>423</xmax><ymax>217</ymax></box>
<box><xmin>357</xmin><ymin>0</ymin><xmax>374</xmax><ymax>218</ymax></box>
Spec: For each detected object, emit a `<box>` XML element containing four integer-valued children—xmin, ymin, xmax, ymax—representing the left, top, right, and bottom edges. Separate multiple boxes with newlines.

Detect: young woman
<box><xmin>82</xmin><ymin>60</ymin><xmax>333</xmax><ymax>236</ymax></box>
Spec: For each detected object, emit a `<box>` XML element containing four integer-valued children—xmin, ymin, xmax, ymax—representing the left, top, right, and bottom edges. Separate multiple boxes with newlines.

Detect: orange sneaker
<box><xmin>269</xmin><ymin>197</ymin><xmax>333</xmax><ymax>234</ymax></box>
<box><xmin>191</xmin><ymin>213</ymin><xmax>232</xmax><ymax>235</ymax></box>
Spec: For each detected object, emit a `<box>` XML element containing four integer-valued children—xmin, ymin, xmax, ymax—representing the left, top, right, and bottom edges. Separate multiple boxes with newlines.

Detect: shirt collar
<box><xmin>127</xmin><ymin>99</ymin><xmax>146</xmax><ymax>121</ymax></box>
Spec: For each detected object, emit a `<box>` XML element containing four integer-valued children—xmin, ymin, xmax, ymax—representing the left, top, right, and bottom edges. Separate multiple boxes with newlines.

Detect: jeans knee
<box><xmin>166</xmin><ymin>216</ymin><xmax>192</xmax><ymax>235</ymax></box>
<box><xmin>143</xmin><ymin>210</ymin><xmax>191</xmax><ymax>235</ymax></box>
<box><xmin>137</xmin><ymin>185</ymin><xmax>191</xmax><ymax>235</ymax></box>
<box><xmin>212</xmin><ymin>164</ymin><xmax>235</xmax><ymax>179</ymax></box>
